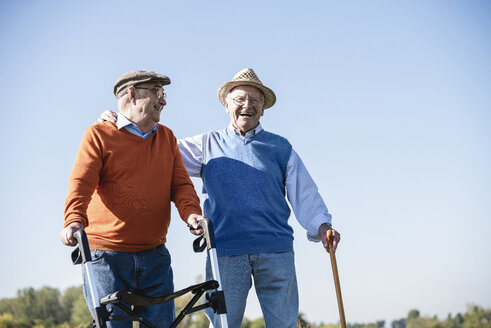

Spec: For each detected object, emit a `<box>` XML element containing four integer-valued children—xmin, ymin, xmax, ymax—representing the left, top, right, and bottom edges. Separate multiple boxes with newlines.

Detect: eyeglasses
<box><xmin>135</xmin><ymin>86</ymin><xmax>166</xmax><ymax>100</ymax></box>
<box><xmin>227</xmin><ymin>96</ymin><xmax>263</xmax><ymax>108</ymax></box>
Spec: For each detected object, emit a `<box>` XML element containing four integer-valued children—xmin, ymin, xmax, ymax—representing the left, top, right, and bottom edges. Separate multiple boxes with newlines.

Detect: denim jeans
<box><xmin>205</xmin><ymin>252</ymin><xmax>298</xmax><ymax>328</ymax></box>
<box><xmin>82</xmin><ymin>244</ymin><xmax>175</xmax><ymax>328</ymax></box>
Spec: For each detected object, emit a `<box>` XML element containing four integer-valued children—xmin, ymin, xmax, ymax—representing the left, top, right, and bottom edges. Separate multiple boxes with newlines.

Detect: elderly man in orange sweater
<box><xmin>60</xmin><ymin>70</ymin><xmax>205</xmax><ymax>328</ymax></box>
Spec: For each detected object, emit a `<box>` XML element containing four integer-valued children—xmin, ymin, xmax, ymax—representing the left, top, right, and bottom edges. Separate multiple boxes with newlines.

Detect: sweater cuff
<box><xmin>180</xmin><ymin>207</ymin><xmax>203</xmax><ymax>222</ymax></box>
<box><xmin>306</xmin><ymin>214</ymin><xmax>332</xmax><ymax>242</ymax></box>
<box><xmin>64</xmin><ymin>216</ymin><xmax>88</xmax><ymax>229</ymax></box>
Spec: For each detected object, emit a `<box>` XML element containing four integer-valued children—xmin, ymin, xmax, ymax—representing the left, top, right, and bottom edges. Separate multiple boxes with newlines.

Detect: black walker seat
<box><xmin>71</xmin><ymin>218</ymin><xmax>228</xmax><ymax>328</ymax></box>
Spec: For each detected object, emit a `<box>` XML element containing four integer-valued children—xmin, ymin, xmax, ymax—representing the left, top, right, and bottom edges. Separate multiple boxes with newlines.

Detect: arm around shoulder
<box><xmin>170</xmin><ymin>134</ymin><xmax>203</xmax><ymax>222</ymax></box>
<box><xmin>177</xmin><ymin>134</ymin><xmax>205</xmax><ymax>177</ymax></box>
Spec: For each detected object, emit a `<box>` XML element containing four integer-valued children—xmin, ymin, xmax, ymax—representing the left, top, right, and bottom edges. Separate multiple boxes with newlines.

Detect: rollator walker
<box><xmin>71</xmin><ymin>218</ymin><xmax>228</xmax><ymax>328</ymax></box>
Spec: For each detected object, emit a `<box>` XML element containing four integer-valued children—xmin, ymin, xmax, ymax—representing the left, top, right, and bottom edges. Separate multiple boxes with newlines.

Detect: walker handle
<box><xmin>71</xmin><ymin>229</ymin><xmax>92</xmax><ymax>265</ymax></box>
<box><xmin>198</xmin><ymin>218</ymin><xmax>216</xmax><ymax>250</ymax></box>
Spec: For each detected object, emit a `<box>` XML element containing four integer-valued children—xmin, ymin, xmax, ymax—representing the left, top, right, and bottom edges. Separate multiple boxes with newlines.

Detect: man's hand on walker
<box><xmin>187</xmin><ymin>214</ymin><xmax>206</xmax><ymax>236</ymax></box>
<box><xmin>97</xmin><ymin>109</ymin><xmax>117</xmax><ymax>123</ymax></box>
<box><xmin>319</xmin><ymin>223</ymin><xmax>341</xmax><ymax>253</ymax></box>
<box><xmin>60</xmin><ymin>222</ymin><xmax>84</xmax><ymax>246</ymax></box>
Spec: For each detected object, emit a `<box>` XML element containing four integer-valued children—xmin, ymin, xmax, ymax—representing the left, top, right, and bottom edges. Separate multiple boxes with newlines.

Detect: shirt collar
<box><xmin>117</xmin><ymin>113</ymin><xmax>158</xmax><ymax>138</ymax></box>
<box><xmin>227</xmin><ymin>122</ymin><xmax>263</xmax><ymax>137</ymax></box>
<box><xmin>117</xmin><ymin>113</ymin><xmax>134</xmax><ymax>130</ymax></box>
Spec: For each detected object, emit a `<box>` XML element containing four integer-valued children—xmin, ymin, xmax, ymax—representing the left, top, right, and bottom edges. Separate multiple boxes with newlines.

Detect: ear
<box><xmin>225</xmin><ymin>102</ymin><xmax>230</xmax><ymax>114</ymax></box>
<box><xmin>127</xmin><ymin>86</ymin><xmax>137</xmax><ymax>105</ymax></box>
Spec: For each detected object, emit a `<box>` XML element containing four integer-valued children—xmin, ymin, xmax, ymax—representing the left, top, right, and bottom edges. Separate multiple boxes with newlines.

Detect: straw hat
<box><xmin>217</xmin><ymin>68</ymin><xmax>276</xmax><ymax>109</ymax></box>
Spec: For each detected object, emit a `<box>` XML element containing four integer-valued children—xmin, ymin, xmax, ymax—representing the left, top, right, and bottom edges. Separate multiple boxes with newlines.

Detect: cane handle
<box><xmin>327</xmin><ymin>229</ymin><xmax>334</xmax><ymax>243</ymax></box>
<box><xmin>326</xmin><ymin>229</ymin><xmax>334</xmax><ymax>252</ymax></box>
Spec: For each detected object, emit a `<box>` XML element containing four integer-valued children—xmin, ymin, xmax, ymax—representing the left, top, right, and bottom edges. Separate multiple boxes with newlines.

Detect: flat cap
<box><xmin>113</xmin><ymin>70</ymin><xmax>171</xmax><ymax>98</ymax></box>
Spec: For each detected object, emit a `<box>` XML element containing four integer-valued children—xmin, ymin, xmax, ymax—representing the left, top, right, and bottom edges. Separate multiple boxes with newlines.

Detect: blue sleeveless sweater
<box><xmin>201</xmin><ymin>128</ymin><xmax>294</xmax><ymax>256</ymax></box>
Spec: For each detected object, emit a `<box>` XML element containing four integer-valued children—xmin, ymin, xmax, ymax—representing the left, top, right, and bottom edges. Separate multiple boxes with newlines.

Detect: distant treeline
<box><xmin>299</xmin><ymin>307</ymin><xmax>491</xmax><ymax>328</ymax></box>
<box><xmin>0</xmin><ymin>286</ymin><xmax>90</xmax><ymax>328</ymax></box>
<box><xmin>0</xmin><ymin>286</ymin><xmax>489</xmax><ymax>328</ymax></box>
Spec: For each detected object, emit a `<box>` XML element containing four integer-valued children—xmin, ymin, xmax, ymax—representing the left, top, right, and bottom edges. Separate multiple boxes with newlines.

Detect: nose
<box><xmin>242</xmin><ymin>98</ymin><xmax>252</xmax><ymax>108</ymax></box>
<box><xmin>159</xmin><ymin>97</ymin><xmax>167</xmax><ymax>106</ymax></box>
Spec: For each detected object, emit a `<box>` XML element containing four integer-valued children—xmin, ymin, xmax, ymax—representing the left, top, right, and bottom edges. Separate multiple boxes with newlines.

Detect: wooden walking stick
<box><xmin>327</xmin><ymin>230</ymin><xmax>346</xmax><ymax>328</ymax></box>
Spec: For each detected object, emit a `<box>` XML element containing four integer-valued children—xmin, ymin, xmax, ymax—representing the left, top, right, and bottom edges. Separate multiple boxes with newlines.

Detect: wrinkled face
<box><xmin>131</xmin><ymin>81</ymin><xmax>167</xmax><ymax>127</ymax></box>
<box><xmin>225</xmin><ymin>85</ymin><xmax>265</xmax><ymax>135</ymax></box>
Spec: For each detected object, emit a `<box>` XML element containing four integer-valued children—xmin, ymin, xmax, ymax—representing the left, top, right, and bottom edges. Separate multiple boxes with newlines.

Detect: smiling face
<box><xmin>225</xmin><ymin>85</ymin><xmax>265</xmax><ymax>135</ymax></box>
<box><xmin>125</xmin><ymin>81</ymin><xmax>167</xmax><ymax>133</ymax></box>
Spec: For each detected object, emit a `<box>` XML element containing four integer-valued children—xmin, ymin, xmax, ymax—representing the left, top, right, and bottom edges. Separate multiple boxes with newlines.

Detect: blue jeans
<box><xmin>205</xmin><ymin>252</ymin><xmax>298</xmax><ymax>328</ymax></box>
<box><xmin>82</xmin><ymin>244</ymin><xmax>175</xmax><ymax>328</ymax></box>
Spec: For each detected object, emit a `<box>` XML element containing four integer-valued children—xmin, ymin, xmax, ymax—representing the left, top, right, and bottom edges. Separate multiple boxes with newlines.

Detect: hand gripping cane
<box><xmin>326</xmin><ymin>230</ymin><xmax>346</xmax><ymax>328</ymax></box>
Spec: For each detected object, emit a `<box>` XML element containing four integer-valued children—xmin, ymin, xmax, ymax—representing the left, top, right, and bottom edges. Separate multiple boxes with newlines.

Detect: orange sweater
<box><xmin>64</xmin><ymin>122</ymin><xmax>202</xmax><ymax>252</ymax></box>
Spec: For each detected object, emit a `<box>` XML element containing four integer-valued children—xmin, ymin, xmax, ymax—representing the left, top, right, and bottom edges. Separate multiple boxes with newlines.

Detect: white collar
<box><xmin>227</xmin><ymin>122</ymin><xmax>263</xmax><ymax>137</ymax></box>
<box><xmin>116</xmin><ymin>113</ymin><xmax>134</xmax><ymax>130</ymax></box>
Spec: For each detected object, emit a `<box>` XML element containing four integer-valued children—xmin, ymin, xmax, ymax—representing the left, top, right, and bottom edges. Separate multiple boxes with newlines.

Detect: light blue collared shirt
<box><xmin>177</xmin><ymin>123</ymin><xmax>332</xmax><ymax>242</ymax></box>
<box><xmin>117</xmin><ymin>113</ymin><xmax>158</xmax><ymax>139</ymax></box>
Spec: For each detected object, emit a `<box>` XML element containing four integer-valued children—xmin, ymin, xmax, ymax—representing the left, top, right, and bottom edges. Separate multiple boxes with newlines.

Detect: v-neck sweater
<box><xmin>64</xmin><ymin>121</ymin><xmax>202</xmax><ymax>252</ymax></box>
<box><xmin>201</xmin><ymin>127</ymin><xmax>293</xmax><ymax>256</ymax></box>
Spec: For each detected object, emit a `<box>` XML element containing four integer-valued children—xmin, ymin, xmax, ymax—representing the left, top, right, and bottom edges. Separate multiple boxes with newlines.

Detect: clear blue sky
<box><xmin>0</xmin><ymin>0</ymin><xmax>490</xmax><ymax>325</ymax></box>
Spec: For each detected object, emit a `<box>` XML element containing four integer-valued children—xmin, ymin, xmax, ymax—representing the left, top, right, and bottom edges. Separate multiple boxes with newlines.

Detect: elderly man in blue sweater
<box><xmin>99</xmin><ymin>68</ymin><xmax>340</xmax><ymax>328</ymax></box>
